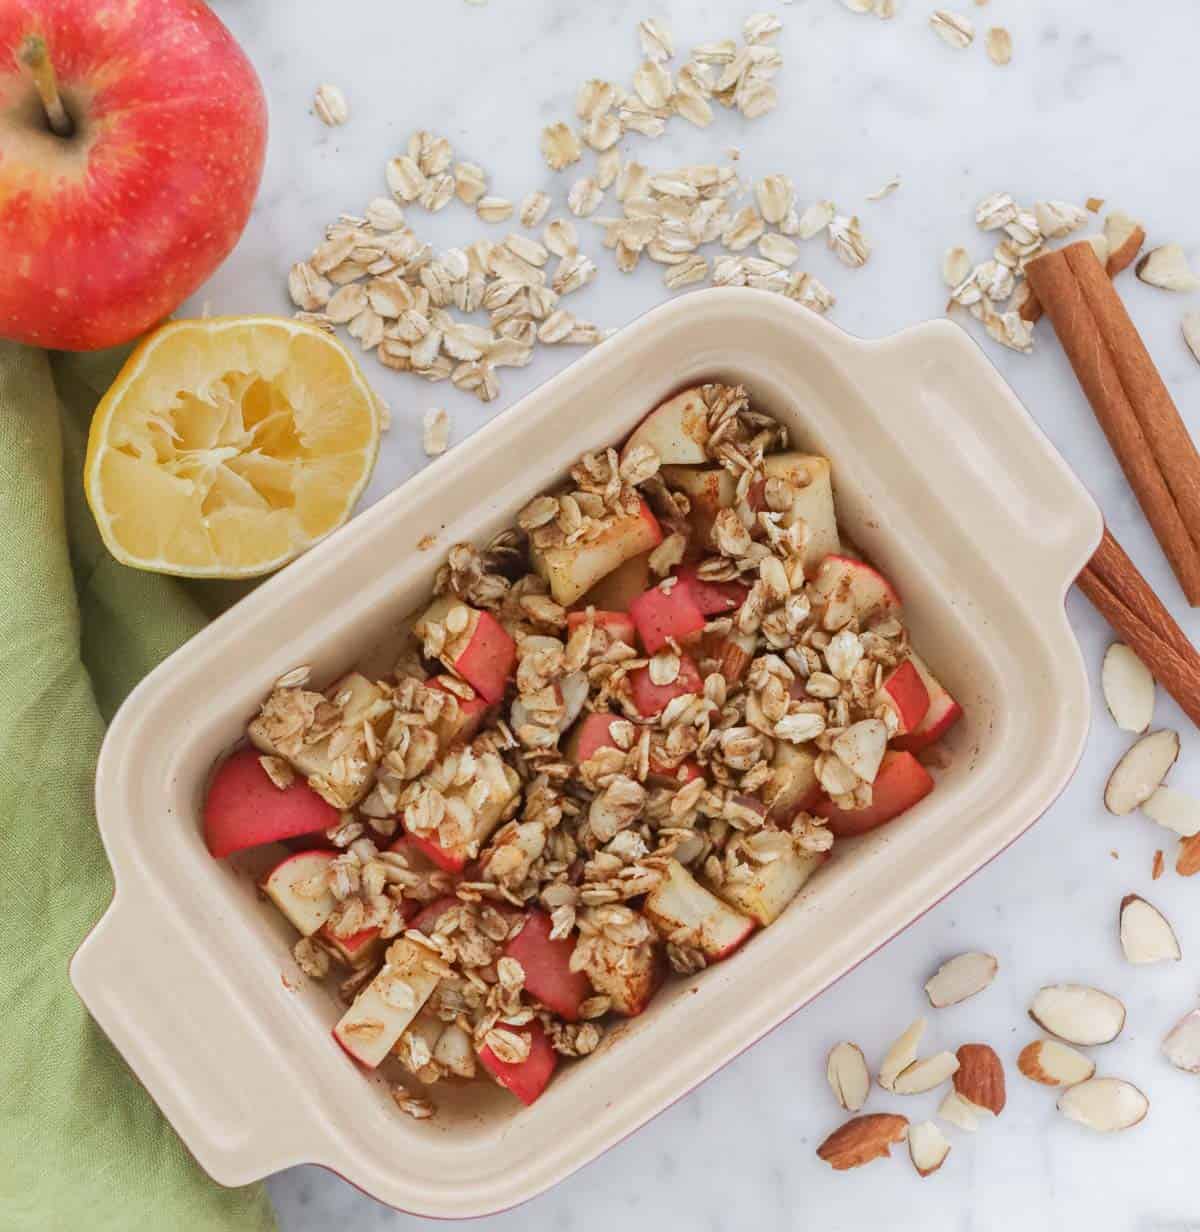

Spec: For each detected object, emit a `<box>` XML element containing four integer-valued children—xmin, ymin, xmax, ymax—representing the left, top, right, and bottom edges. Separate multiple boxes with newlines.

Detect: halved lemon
<box><xmin>85</xmin><ymin>316</ymin><xmax>383</xmax><ymax>578</ymax></box>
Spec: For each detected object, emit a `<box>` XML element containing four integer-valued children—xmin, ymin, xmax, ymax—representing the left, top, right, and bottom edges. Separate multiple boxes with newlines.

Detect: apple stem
<box><xmin>17</xmin><ymin>35</ymin><xmax>73</xmax><ymax>138</ymax></box>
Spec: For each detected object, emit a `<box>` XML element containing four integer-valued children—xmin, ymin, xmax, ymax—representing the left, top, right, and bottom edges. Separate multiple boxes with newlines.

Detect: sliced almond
<box><xmin>1180</xmin><ymin>832</ymin><xmax>1200</xmax><ymax>877</ymax></box>
<box><xmin>1136</xmin><ymin>244</ymin><xmax>1200</xmax><ymax>292</ymax></box>
<box><xmin>816</xmin><ymin>1114</ymin><xmax>909</xmax><ymax>1170</ymax></box>
<box><xmin>1104</xmin><ymin>210</ymin><xmax>1146</xmax><ymax>277</ymax></box>
<box><xmin>1104</xmin><ymin>729</ymin><xmax>1179</xmax><ymax>815</ymax></box>
<box><xmin>907</xmin><ymin>1121</ymin><xmax>951</xmax><ymax>1177</ymax></box>
<box><xmin>1118</xmin><ymin>894</ymin><xmax>1181</xmax><ymax>963</ymax></box>
<box><xmin>1162</xmin><ymin>1009</ymin><xmax>1200</xmax><ymax>1074</ymax></box>
<box><xmin>984</xmin><ymin>26</ymin><xmax>1012</xmax><ymax>66</ymax></box>
<box><xmin>826</xmin><ymin>1042</ymin><xmax>871</xmax><ymax>1112</ymax></box>
<box><xmin>1183</xmin><ymin>313</ymin><xmax>1200</xmax><ymax>367</ymax></box>
<box><xmin>953</xmin><ymin>1043</ymin><xmax>1005</xmax><ymax>1114</ymax></box>
<box><xmin>831</xmin><ymin>719</ymin><xmax>887</xmax><ymax>783</ymax></box>
<box><xmin>1029</xmin><ymin>984</ymin><xmax>1126</xmax><ymax>1046</ymax></box>
<box><xmin>893</xmin><ymin>1050</ymin><xmax>960</xmax><ymax>1095</ymax></box>
<box><xmin>878</xmin><ymin>1018</ymin><xmax>925</xmax><ymax>1091</ymax></box>
<box><xmin>942</xmin><ymin>246</ymin><xmax>972</xmax><ymax>289</ymax></box>
<box><xmin>1017</xmin><ymin>1039</ymin><xmax>1096</xmax><ymax>1087</ymax></box>
<box><xmin>1101</xmin><ymin>643</ymin><xmax>1155</xmax><ymax>733</ymax></box>
<box><xmin>1141</xmin><ymin>785</ymin><xmax>1200</xmax><ymax>836</ymax></box>
<box><xmin>1057</xmin><ymin>1078</ymin><xmax>1148</xmax><ymax>1133</ymax></box>
<box><xmin>924</xmin><ymin>951</ymin><xmax>998</xmax><ymax>1008</ymax></box>
<box><xmin>937</xmin><ymin>1089</ymin><xmax>981</xmax><ymax>1132</ymax></box>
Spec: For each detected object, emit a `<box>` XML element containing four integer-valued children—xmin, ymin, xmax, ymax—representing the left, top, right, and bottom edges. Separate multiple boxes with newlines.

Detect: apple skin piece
<box><xmin>204</xmin><ymin>747</ymin><xmax>338</xmax><ymax>858</ymax></box>
<box><xmin>318</xmin><ymin>921</ymin><xmax>382</xmax><ymax>968</ymax></box>
<box><xmin>565</xmin><ymin>609</ymin><xmax>637</xmax><ymax>647</ymax></box>
<box><xmin>261</xmin><ymin>849</ymin><xmax>337</xmax><ymax>936</ymax></box>
<box><xmin>0</xmin><ymin>0</ymin><xmax>267</xmax><ymax>351</ymax></box>
<box><xmin>893</xmin><ymin>654</ymin><xmax>963</xmax><ymax>753</ymax></box>
<box><xmin>504</xmin><ymin>909</ymin><xmax>592</xmax><ymax>1022</ymax></box>
<box><xmin>416</xmin><ymin>598</ymin><xmax>516</xmax><ymax>705</ymax></box>
<box><xmin>531</xmin><ymin>499</ymin><xmax>664</xmax><ymax>607</ymax></box>
<box><xmin>812</xmin><ymin>555</ymin><xmax>901</xmax><ymax>621</ymax></box>
<box><xmin>761</xmin><ymin>454</ymin><xmax>840</xmax><ymax>571</ymax></box>
<box><xmin>620</xmin><ymin>387</ymin><xmax>711</xmax><ymax>466</ymax></box>
<box><xmin>875</xmin><ymin>659</ymin><xmax>931</xmax><ymax>736</ymax></box>
<box><xmin>816</xmin><ymin>751</ymin><xmax>935</xmax><ymax>837</ymax></box>
<box><xmin>673</xmin><ymin>565</ymin><xmax>748</xmax><ymax>615</ymax></box>
<box><xmin>576</xmin><ymin>551</ymin><xmax>652</xmax><ymax>612</ymax></box>
<box><xmin>630</xmin><ymin>654</ymin><xmax>705</xmax><ymax>717</ymax></box>
<box><xmin>407</xmin><ymin>894</ymin><xmax>462</xmax><ymax>935</ymax></box>
<box><xmin>564</xmin><ymin>711</ymin><xmax>704</xmax><ymax>787</ymax></box>
<box><xmin>762</xmin><ymin>742</ymin><xmax>821</xmax><ymax>821</ymax></box>
<box><xmin>333</xmin><ymin>938</ymin><xmax>442</xmax><ymax>1068</ymax></box>
<box><xmin>630</xmin><ymin>581</ymin><xmax>707</xmax><ymax>654</ymax></box>
<box><xmin>706</xmin><ymin>848</ymin><xmax>829</xmax><ymax>926</ymax></box>
<box><xmin>644</xmin><ymin>859</ymin><xmax>756</xmax><ymax>961</ymax></box>
<box><xmin>479</xmin><ymin>1018</ymin><xmax>559</xmax><ymax>1106</ymax></box>
<box><xmin>427</xmin><ymin>676</ymin><xmax>490</xmax><ymax>750</ymax></box>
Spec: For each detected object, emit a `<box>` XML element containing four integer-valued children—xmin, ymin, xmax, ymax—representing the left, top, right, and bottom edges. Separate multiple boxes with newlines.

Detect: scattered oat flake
<box><xmin>423</xmin><ymin>408</ymin><xmax>450</xmax><ymax>456</ymax></box>
<box><xmin>476</xmin><ymin>196</ymin><xmax>514</xmax><ymax>224</ymax></box>
<box><xmin>1182</xmin><ymin>313</ymin><xmax>1200</xmax><ymax>365</ymax></box>
<box><xmin>796</xmin><ymin>200</ymin><xmax>835</xmax><ymax>240</ymax></box>
<box><xmin>942</xmin><ymin>246</ymin><xmax>971</xmax><ymax>288</ymax></box>
<box><xmin>931</xmin><ymin>10</ymin><xmax>974</xmax><ymax>48</ymax></box>
<box><xmin>313</xmin><ymin>83</ymin><xmax>349</xmax><ymax>127</ymax></box>
<box><xmin>520</xmin><ymin>191</ymin><xmax>551</xmax><ymax>228</ymax></box>
<box><xmin>984</xmin><ymin>309</ymin><xmax>1034</xmax><ymax>353</ymax></box>
<box><xmin>866</xmin><ymin>175</ymin><xmax>901</xmax><ymax>201</ymax></box>
<box><xmin>541</xmin><ymin>122</ymin><xmax>582</xmax><ymax>172</ymax></box>
<box><xmin>985</xmin><ymin>27</ymin><xmax>1012</xmax><ymax>65</ymax></box>
<box><xmin>568</xmin><ymin>177</ymin><xmax>604</xmax><ymax>218</ymax></box>
<box><xmin>828</xmin><ymin>215</ymin><xmax>870</xmax><ymax>267</ymax></box>
<box><xmin>745</xmin><ymin>12</ymin><xmax>783</xmax><ymax>43</ymax></box>
<box><xmin>638</xmin><ymin>17</ymin><xmax>674</xmax><ymax>63</ymax></box>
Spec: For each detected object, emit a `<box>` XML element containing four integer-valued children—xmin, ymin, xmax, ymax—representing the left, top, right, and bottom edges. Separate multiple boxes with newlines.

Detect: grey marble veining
<box><xmin>195</xmin><ymin>2</ymin><xmax>1200</xmax><ymax>1227</ymax></box>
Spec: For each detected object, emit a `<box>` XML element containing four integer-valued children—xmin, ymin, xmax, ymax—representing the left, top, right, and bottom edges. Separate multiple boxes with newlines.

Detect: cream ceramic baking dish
<box><xmin>71</xmin><ymin>289</ymin><xmax>1102</xmax><ymax>1217</ymax></box>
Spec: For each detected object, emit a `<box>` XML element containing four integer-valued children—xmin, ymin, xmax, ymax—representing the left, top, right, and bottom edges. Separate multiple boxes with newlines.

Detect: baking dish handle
<box><xmin>71</xmin><ymin>889</ymin><xmax>325</xmax><ymax>1186</ymax></box>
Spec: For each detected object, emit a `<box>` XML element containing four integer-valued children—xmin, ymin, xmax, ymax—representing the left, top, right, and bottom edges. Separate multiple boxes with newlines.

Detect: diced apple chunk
<box><xmin>576</xmin><ymin>551</ymin><xmax>651</xmax><ymax>612</ymax></box>
<box><xmin>478</xmin><ymin>1019</ymin><xmax>558</xmax><ymax>1105</ymax></box>
<box><xmin>630</xmin><ymin>580</ymin><xmax>706</xmax><ymax>654</ymax></box>
<box><xmin>578</xmin><ymin>934</ymin><xmax>665</xmax><ymax>1016</ymax></box>
<box><xmin>204</xmin><ymin>747</ymin><xmax>338</xmax><ymax>858</ymax></box>
<box><xmin>565</xmin><ymin>609</ymin><xmax>637</xmax><ymax>648</ymax></box>
<box><xmin>761</xmin><ymin>453</ymin><xmax>839</xmax><ymax>571</ymax></box>
<box><xmin>893</xmin><ymin>654</ymin><xmax>963</xmax><ymax>753</ymax></box>
<box><xmin>629</xmin><ymin>653</ymin><xmax>704</xmax><ymax>717</ymax></box>
<box><xmin>620</xmin><ymin>386</ymin><xmax>711</xmax><ymax>465</ymax></box>
<box><xmin>427</xmin><ymin>675</ymin><xmax>490</xmax><ymax>750</ymax></box>
<box><xmin>261</xmin><ymin>849</ymin><xmax>337</xmax><ymax>936</ymax></box>
<box><xmin>706</xmin><ymin>847</ymin><xmax>828</xmax><ymax>926</ymax></box>
<box><xmin>248</xmin><ymin>672</ymin><xmax>388</xmax><ymax>806</ymax></box>
<box><xmin>812</xmin><ymin>555</ymin><xmax>901</xmax><ymax>622</ymax></box>
<box><xmin>659</xmin><ymin>464</ymin><xmax>736</xmax><ymax>549</ymax></box>
<box><xmin>644</xmin><ymin>859</ymin><xmax>756</xmax><ymax>961</ymax></box>
<box><xmin>415</xmin><ymin>598</ymin><xmax>516</xmax><ymax>704</ymax></box>
<box><xmin>530</xmin><ymin>499</ymin><xmax>663</xmax><ymax>606</ymax></box>
<box><xmin>816</xmin><ymin>751</ymin><xmax>934</xmax><ymax>837</ymax></box>
<box><xmin>674</xmin><ymin>564</ymin><xmax>748</xmax><ymax>615</ymax></box>
<box><xmin>333</xmin><ymin>937</ymin><xmax>443</xmax><ymax>1068</ymax></box>
<box><xmin>504</xmin><ymin>909</ymin><xmax>591</xmax><ymax>1021</ymax></box>
<box><xmin>875</xmin><ymin>658</ymin><xmax>930</xmax><ymax>736</ymax></box>
<box><xmin>404</xmin><ymin>754</ymin><xmax>521</xmax><ymax>872</ymax></box>
<box><xmin>762</xmin><ymin>742</ymin><xmax>820</xmax><ymax>821</ymax></box>
<box><xmin>318</xmin><ymin>921</ymin><xmax>382</xmax><ymax>968</ymax></box>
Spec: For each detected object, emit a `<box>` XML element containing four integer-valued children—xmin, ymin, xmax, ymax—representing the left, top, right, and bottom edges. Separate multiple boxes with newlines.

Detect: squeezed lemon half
<box><xmin>84</xmin><ymin>316</ymin><xmax>382</xmax><ymax>578</ymax></box>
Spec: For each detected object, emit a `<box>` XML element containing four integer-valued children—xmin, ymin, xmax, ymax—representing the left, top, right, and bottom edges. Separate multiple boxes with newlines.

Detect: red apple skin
<box><xmin>876</xmin><ymin>660</ymin><xmax>930</xmax><ymax>735</ymax></box>
<box><xmin>816</xmin><ymin>751</ymin><xmax>934</xmax><ymax>837</ymax></box>
<box><xmin>0</xmin><ymin>0</ymin><xmax>268</xmax><ymax>350</ymax></box>
<box><xmin>479</xmin><ymin>1019</ymin><xmax>558</xmax><ymax>1106</ymax></box>
<box><xmin>503</xmin><ymin>910</ymin><xmax>591</xmax><ymax>1022</ymax></box>
<box><xmin>427</xmin><ymin>675</ymin><xmax>490</xmax><ymax>748</ymax></box>
<box><xmin>893</xmin><ymin>659</ymin><xmax>963</xmax><ymax>753</ymax></box>
<box><xmin>203</xmin><ymin>747</ymin><xmax>337</xmax><ymax>859</ymax></box>
<box><xmin>630</xmin><ymin>582</ymin><xmax>706</xmax><ymax>655</ymax></box>
<box><xmin>403</xmin><ymin>831</ymin><xmax>467</xmax><ymax>874</ymax></box>
<box><xmin>673</xmin><ymin>565</ymin><xmax>748</xmax><ymax>615</ymax></box>
<box><xmin>630</xmin><ymin>654</ymin><xmax>704</xmax><ymax>717</ymax></box>
<box><xmin>564</xmin><ymin>711</ymin><xmax>704</xmax><ymax>787</ymax></box>
<box><xmin>408</xmin><ymin>895</ymin><xmax>461</xmax><ymax>935</ymax></box>
<box><xmin>453</xmin><ymin>610</ymin><xmax>516</xmax><ymax>704</ymax></box>
<box><xmin>317</xmin><ymin>921</ymin><xmax>381</xmax><ymax>967</ymax></box>
<box><xmin>565</xmin><ymin>609</ymin><xmax>637</xmax><ymax>647</ymax></box>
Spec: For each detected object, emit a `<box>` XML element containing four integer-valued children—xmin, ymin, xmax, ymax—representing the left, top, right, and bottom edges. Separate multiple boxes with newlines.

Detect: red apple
<box><xmin>565</xmin><ymin>609</ymin><xmax>637</xmax><ymax>648</ymax></box>
<box><xmin>812</xmin><ymin>555</ymin><xmax>901</xmax><ymax>621</ymax></box>
<box><xmin>673</xmin><ymin>565</ymin><xmax>748</xmax><ymax>616</ymax></box>
<box><xmin>620</xmin><ymin>387</ymin><xmax>711</xmax><ymax>465</ymax></box>
<box><xmin>261</xmin><ymin>849</ymin><xmax>337</xmax><ymax>936</ymax></box>
<box><xmin>203</xmin><ymin>747</ymin><xmax>337</xmax><ymax>859</ymax></box>
<box><xmin>630</xmin><ymin>581</ymin><xmax>706</xmax><ymax>654</ymax></box>
<box><xmin>629</xmin><ymin>653</ymin><xmax>704</xmax><ymax>717</ymax></box>
<box><xmin>408</xmin><ymin>894</ymin><xmax>461</xmax><ymax>934</ymax></box>
<box><xmin>893</xmin><ymin>655</ymin><xmax>963</xmax><ymax>753</ymax></box>
<box><xmin>816</xmin><ymin>751</ymin><xmax>934</xmax><ymax>837</ymax></box>
<box><xmin>478</xmin><ymin>1019</ymin><xmax>558</xmax><ymax>1106</ymax></box>
<box><xmin>0</xmin><ymin>0</ymin><xmax>267</xmax><ymax>350</ymax></box>
<box><xmin>427</xmin><ymin>675</ymin><xmax>490</xmax><ymax>750</ymax></box>
<box><xmin>416</xmin><ymin>599</ymin><xmax>516</xmax><ymax>704</ymax></box>
<box><xmin>318</xmin><ymin>921</ymin><xmax>382</xmax><ymax>968</ymax></box>
<box><xmin>576</xmin><ymin>551</ymin><xmax>652</xmax><ymax>612</ymax></box>
<box><xmin>504</xmin><ymin>910</ymin><xmax>591</xmax><ymax>1022</ymax></box>
<box><xmin>644</xmin><ymin>858</ymin><xmax>755</xmax><ymax>960</ymax></box>
<box><xmin>875</xmin><ymin>659</ymin><xmax>930</xmax><ymax>736</ymax></box>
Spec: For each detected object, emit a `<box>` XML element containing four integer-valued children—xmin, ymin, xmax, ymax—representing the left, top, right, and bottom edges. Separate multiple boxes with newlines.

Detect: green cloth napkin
<box><xmin>0</xmin><ymin>341</ymin><xmax>277</xmax><ymax>1232</ymax></box>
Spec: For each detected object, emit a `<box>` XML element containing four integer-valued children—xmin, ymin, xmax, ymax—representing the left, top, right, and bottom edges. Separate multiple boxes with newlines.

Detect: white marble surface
<box><xmin>197</xmin><ymin>2</ymin><xmax>1200</xmax><ymax>1227</ymax></box>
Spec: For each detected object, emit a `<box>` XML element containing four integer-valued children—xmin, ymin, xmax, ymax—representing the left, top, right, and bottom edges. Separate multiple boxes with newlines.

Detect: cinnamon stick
<box><xmin>1026</xmin><ymin>244</ymin><xmax>1200</xmax><ymax>605</ymax></box>
<box><xmin>1078</xmin><ymin>529</ymin><xmax>1200</xmax><ymax>730</ymax></box>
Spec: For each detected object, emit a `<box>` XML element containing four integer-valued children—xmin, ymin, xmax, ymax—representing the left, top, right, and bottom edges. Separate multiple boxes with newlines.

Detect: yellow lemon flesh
<box><xmin>85</xmin><ymin>317</ymin><xmax>382</xmax><ymax>578</ymax></box>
